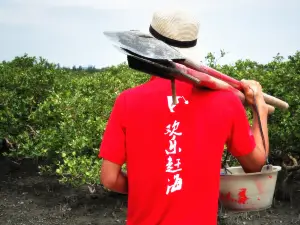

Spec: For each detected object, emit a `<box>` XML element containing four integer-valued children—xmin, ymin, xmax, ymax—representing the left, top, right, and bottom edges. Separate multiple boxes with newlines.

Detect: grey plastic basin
<box><xmin>219</xmin><ymin>165</ymin><xmax>281</xmax><ymax>212</ymax></box>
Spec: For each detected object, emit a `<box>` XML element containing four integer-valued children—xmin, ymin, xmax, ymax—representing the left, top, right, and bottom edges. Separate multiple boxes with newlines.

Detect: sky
<box><xmin>0</xmin><ymin>0</ymin><xmax>299</xmax><ymax>68</ymax></box>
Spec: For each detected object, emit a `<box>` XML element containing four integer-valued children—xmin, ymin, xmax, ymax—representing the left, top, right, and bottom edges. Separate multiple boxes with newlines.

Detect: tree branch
<box><xmin>282</xmin><ymin>154</ymin><xmax>300</xmax><ymax>172</ymax></box>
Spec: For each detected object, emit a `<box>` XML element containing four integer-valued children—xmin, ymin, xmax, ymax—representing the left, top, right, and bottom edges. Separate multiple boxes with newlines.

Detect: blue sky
<box><xmin>0</xmin><ymin>0</ymin><xmax>299</xmax><ymax>68</ymax></box>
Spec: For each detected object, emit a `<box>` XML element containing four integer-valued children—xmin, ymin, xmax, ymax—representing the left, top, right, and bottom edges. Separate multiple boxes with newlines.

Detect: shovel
<box><xmin>103</xmin><ymin>30</ymin><xmax>289</xmax><ymax>110</ymax></box>
<box><xmin>114</xmin><ymin>45</ymin><xmax>275</xmax><ymax>114</ymax></box>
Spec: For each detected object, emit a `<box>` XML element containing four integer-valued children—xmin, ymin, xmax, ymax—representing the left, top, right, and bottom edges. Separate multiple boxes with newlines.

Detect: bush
<box><xmin>213</xmin><ymin>52</ymin><xmax>300</xmax><ymax>157</ymax></box>
<box><xmin>0</xmin><ymin>54</ymin><xmax>148</xmax><ymax>186</ymax></box>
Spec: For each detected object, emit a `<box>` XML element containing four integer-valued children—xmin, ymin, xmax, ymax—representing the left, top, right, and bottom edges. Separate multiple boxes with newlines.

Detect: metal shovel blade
<box><xmin>114</xmin><ymin>45</ymin><xmax>200</xmax><ymax>84</ymax></box>
<box><xmin>113</xmin><ymin>45</ymin><xmax>176</xmax><ymax>80</ymax></box>
<box><xmin>103</xmin><ymin>30</ymin><xmax>185</xmax><ymax>61</ymax></box>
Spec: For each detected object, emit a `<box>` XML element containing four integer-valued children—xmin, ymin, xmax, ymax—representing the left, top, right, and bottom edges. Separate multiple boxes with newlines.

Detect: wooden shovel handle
<box><xmin>263</xmin><ymin>93</ymin><xmax>288</xmax><ymax>110</ymax></box>
<box><xmin>184</xmin><ymin>59</ymin><xmax>289</xmax><ymax>110</ymax></box>
<box><xmin>174</xmin><ymin>63</ymin><xmax>275</xmax><ymax>115</ymax></box>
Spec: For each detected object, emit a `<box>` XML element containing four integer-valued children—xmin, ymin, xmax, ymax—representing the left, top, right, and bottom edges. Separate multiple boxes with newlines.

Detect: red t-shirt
<box><xmin>99</xmin><ymin>77</ymin><xmax>255</xmax><ymax>225</ymax></box>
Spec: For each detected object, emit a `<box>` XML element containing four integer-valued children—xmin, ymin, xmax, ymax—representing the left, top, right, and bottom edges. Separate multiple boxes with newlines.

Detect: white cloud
<box><xmin>13</xmin><ymin>0</ymin><xmax>131</xmax><ymax>9</ymax></box>
<box><xmin>0</xmin><ymin>0</ymin><xmax>258</xmax><ymax>26</ymax></box>
<box><xmin>2</xmin><ymin>0</ymin><xmax>297</xmax><ymax>26</ymax></box>
<box><xmin>0</xmin><ymin>0</ymin><xmax>226</xmax><ymax>26</ymax></box>
<box><xmin>5</xmin><ymin>0</ymin><xmax>300</xmax><ymax>11</ymax></box>
<box><xmin>8</xmin><ymin>0</ymin><xmax>235</xmax><ymax>11</ymax></box>
<box><xmin>10</xmin><ymin>0</ymin><xmax>298</xmax><ymax>10</ymax></box>
<box><xmin>0</xmin><ymin>2</ymin><xmax>47</xmax><ymax>25</ymax></box>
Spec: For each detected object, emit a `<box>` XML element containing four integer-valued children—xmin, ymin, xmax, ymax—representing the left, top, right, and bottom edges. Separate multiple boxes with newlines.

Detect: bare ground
<box><xmin>0</xmin><ymin>157</ymin><xmax>300</xmax><ymax>225</ymax></box>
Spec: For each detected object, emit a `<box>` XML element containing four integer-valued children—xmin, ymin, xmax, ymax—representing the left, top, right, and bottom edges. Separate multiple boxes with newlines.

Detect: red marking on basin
<box><xmin>237</xmin><ymin>188</ymin><xmax>249</xmax><ymax>204</ymax></box>
<box><xmin>220</xmin><ymin>188</ymin><xmax>250</xmax><ymax>205</ymax></box>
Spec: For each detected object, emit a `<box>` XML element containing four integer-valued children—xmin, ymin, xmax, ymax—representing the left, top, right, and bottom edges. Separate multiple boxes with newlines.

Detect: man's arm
<box><xmin>98</xmin><ymin>93</ymin><xmax>128</xmax><ymax>193</ymax></box>
<box><xmin>236</xmin><ymin>80</ymin><xmax>270</xmax><ymax>173</ymax></box>
<box><xmin>100</xmin><ymin>160</ymin><xmax>128</xmax><ymax>194</ymax></box>
<box><xmin>236</xmin><ymin>101</ymin><xmax>269</xmax><ymax>173</ymax></box>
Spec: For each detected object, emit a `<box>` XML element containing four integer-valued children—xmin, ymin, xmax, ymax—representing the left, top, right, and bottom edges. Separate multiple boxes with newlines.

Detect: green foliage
<box><xmin>1</xmin><ymin>51</ymin><xmax>299</xmax><ymax>186</ymax></box>
<box><xmin>0</xmin><ymin>54</ymin><xmax>148</xmax><ymax>186</ymax></box>
<box><xmin>215</xmin><ymin>52</ymin><xmax>300</xmax><ymax>156</ymax></box>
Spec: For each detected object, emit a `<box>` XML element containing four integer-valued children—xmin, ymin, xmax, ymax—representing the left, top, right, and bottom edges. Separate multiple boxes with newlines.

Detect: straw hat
<box><xmin>148</xmin><ymin>9</ymin><xmax>201</xmax><ymax>61</ymax></box>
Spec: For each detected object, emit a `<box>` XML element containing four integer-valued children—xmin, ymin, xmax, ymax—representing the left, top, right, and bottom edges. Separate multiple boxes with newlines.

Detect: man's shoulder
<box><xmin>215</xmin><ymin>89</ymin><xmax>247</xmax><ymax>115</ymax></box>
<box><xmin>112</xmin><ymin>81</ymin><xmax>152</xmax><ymax>108</ymax></box>
<box><xmin>202</xmin><ymin>89</ymin><xmax>245</xmax><ymax>114</ymax></box>
<box><xmin>117</xmin><ymin>77</ymin><xmax>165</xmax><ymax>99</ymax></box>
<box><xmin>117</xmin><ymin>82</ymin><xmax>150</xmax><ymax>98</ymax></box>
<box><xmin>202</xmin><ymin>88</ymin><xmax>242</xmax><ymax>104</ymax></box>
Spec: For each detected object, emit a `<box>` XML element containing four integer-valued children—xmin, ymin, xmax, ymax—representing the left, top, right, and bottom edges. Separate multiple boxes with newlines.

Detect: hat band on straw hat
<box><xmin>149</xmin><ymin>25</ymin><xmax>197</xmax><ymax>48</ymax></box>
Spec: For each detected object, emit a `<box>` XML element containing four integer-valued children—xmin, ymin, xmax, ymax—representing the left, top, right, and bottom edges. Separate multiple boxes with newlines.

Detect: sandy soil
<box><xmin>0</xmin><ymin>158</ymin><xmax>299</xmax><ymax>225</ymax></box>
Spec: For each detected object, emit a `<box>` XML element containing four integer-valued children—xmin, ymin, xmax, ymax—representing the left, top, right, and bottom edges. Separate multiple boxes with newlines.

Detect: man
<box><xmin>98</xmin><ymin>9</ymin><xmax>269</xmax><ymax>225</ymax></box>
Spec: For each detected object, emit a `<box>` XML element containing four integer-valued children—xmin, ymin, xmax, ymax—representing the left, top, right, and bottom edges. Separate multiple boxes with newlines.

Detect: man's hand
<box><xmin>240</xmin><ymin>79</ymin><xmax>268</xmax><ymax>113</ymax></box>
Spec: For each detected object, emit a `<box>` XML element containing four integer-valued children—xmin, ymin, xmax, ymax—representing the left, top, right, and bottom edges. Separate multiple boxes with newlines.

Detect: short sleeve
<box><xmin>226</xmin><ymin>95</ymin><xmax>256</xmax><ymax>157</ymax></box>
<box><xmin>98</xmin><ymin>93</ymin><xmax>126</xmax><ymax>165</ymax></box>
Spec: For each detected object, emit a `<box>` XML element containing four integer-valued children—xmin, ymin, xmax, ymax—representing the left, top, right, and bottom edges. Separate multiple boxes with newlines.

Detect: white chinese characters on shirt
<box><xmin>167</xmin><ymin>96</ymin><xmax>189</xmax><ymax>113</ymax></box>
<box><xmin>165</xmin><ymin>95</ymin><xmax>189</xmax><ymax>195</ymax></box>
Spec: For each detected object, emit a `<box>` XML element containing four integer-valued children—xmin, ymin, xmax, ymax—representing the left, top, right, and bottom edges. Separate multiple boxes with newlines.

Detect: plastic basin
<box><xmin>219</xmin><ymin>165</ymin><xmax>281</xmax><ymax>212</ymax></box>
